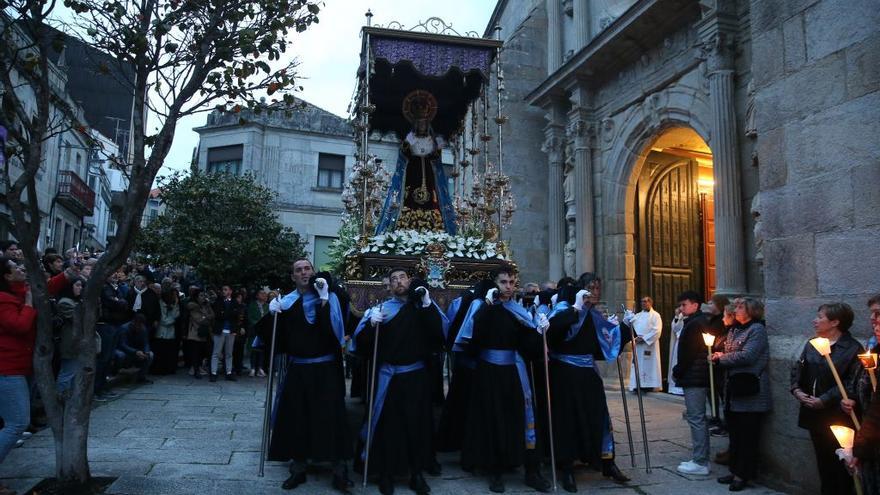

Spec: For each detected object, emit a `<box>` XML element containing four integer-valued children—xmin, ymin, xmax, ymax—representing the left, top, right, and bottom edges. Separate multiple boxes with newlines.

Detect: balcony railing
<box><xmin>57</xmin><ymin>170</ymin><xmax>95</xmax><ymax>217</ymax></box>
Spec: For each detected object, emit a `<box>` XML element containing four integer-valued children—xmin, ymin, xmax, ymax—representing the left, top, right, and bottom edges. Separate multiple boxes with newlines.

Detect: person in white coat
<box><xmin>625</xmin><ymin>296</ymin><xmax>663</xmax><ymax>391</ymax></box>
<box><xmin>667</xmin><ymin>309</ymin><xmax>685</xmax><ymax>395</ymax></box>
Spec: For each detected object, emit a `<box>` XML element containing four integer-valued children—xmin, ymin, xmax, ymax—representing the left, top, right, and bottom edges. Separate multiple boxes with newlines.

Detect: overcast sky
<box><xmin>158</xmin><ymin>0</ymin><xmax>496</xmax><ymax>178</ymax></box>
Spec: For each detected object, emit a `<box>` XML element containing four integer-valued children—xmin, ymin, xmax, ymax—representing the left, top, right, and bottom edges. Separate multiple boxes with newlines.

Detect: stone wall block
<box><xmin>762</xmin><ymin>234</ymin><xmax>817</xmax><ymax>298</ymax></box>
<box><xmin>765</xmin><ymin>297</ymin><xmax>832</xmax><ymax>337</ymax></box>
<box><xmin>750</xmin><ymin>0</ymin><xmax>821</xmax><ymax>35</ymax></box>
<box><xmin>750</xmin><ymin>27</ymin><xmax>784</xmax><ymax>90</ymax></box>
<box><xmin>853</xmin><ymin>163</ymin><xmax>880</xmax><ymax>228</ymax></box>
<box><xmin>784</xmin><ymin>92</ymin><xmax>880</xmax><ymax>181</ymax></box>
<box><xmin>757</xmin><ymin>126</ymin><xmax>786</xmax><ymax>190</ymax></box>
<box><xmin>804</xmin><ymin>0</ymin><xmax>880</xmax><ymax>63</ymax></box>
<box><xmin>782</xmin><ymin>14</ymin><xmax>806</xmax><ymax>73</ymax></box>
<box><xmin>846</xmin><ymin>33</ymin><xmax>880</xmax><ymax>99</ymax></box>
<box><xmin>816</xmin><ymin>226</ymin><xmax>880</xmax><ymax>295</ymax></box>
<box><xmin>755</xmin><ymin>52</ymin><xmax>847</xmax><ymax>130</ymax></box>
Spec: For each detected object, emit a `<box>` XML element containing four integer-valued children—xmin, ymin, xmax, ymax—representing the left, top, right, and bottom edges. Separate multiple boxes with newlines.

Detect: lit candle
<box><xmin>703</xmin><ymin>333</ymin><xmax>717</xmax><ymax>418</ymax></box>
<box><xmin>811</xmin><ymin>337</ymin><xmax>860</xmax><ymax>429</ymax></box>
<box><xmin>830</xmin><ymin>425</ymin><xmax>864</xmax><ymax>495</ymax></box>
<box><xmin>858</xmin><ymin>352</ymin><xmax>878</xmax><ymax>393</ymax></box>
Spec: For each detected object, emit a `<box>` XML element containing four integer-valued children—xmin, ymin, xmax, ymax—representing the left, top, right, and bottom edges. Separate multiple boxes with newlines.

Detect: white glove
<box><xmin>623</xmin><ymin>309</ymin><xmax>636</xmax><ymax>324</ymax></box>
<box><xmin>572</xmin><ymin>289</ymin><xmax>591</xmax><ymax>311</ymax></box>
<box><xmin>416</xmin><ymin>287</ymin><xmax>431</xmax><ymax>308</ymax></box>
<box><xmin>485</xmin><ymin>288</ymin><xmax>498</xmax><ymax>305</ymax></box>
<box><xmin>369</xmin><ymin>308</ymin><xmax>385</xmax><ymax>327</ymax></box>
<box><xmin>607</xmin><ymin>314</ymin><xmax>620</xmax><ymax>326</ymax></box>
<box><xmin>550</xmin><ymin>293</ymin><xmax>558</xmax><ymax>307</ymax></box>
<box><xmin>536</xmin><ymin>313</ymin><xmax>550</xmax><ymax>334</ymax></box>
<box><xmin>269</xmin><ymin>296</ymin><xmax>282</xmax><ymax>314</ymax></box>
<box><xmin>314</xmin><ymin>277</ymin><xmax>329</xmax><ymax>301</ymax></box>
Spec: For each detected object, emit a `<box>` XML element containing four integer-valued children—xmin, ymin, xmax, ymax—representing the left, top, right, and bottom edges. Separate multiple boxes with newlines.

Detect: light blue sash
<box><xmin>479</xmin><ymin>349</ymin><xmax>537</xmax><ymax>449</ymax></box>
<box><xmin>360</xmin><ymin>361</ymin><xmax>426</xmax><ymax>460</ymax></box>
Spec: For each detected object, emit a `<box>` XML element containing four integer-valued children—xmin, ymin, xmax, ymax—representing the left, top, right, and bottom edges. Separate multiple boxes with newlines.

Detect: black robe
<box><xmin>545</xmin><ymin>307</ymin><xmax>615</xmax><ymax>465</ymax></box>
<box><xmin>461</xmin><ymin>304</ymin><xmax>542</xmax><ymax>471</ymax></box>
<box><xmin>259</xmin><ymin>297</ymin><xmax>351</xmax><ymax>463</ymax></box>
<box><xmin>436</xmin><ymin>293</ymin><xmax>476</xmax><ymax>453</ymax></box>
<box><xmin>355</xmin><ymin>302</ymin><xmax>444</xmax><ymax>475</ymax></box>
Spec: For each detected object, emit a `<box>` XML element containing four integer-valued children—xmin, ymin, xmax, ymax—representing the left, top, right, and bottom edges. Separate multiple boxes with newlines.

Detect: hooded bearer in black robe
<box><xmin>352</xmin><ymin>268</ymin><xmax>446</xmax><ymax>495</ymax></box>
<box><xmin>455</xmin><ymin>266</ymin><xmax>553</xmax><ymax>493</ymax></box>
<box><xmin>545</xmin><ymin>274</ymin><xmax>630</xmax><ymax>492</ymax></box>
<box><xmin>259</xmin><ymin>259</ymin><xmax>353</xmax><ymax>493</ymax></box>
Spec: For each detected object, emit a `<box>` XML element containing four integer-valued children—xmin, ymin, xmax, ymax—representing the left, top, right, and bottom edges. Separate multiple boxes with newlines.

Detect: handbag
<box><xmin>728</xmin><ymin>372</ymin><xmax>760</xmax><ymax>397</ymax></box>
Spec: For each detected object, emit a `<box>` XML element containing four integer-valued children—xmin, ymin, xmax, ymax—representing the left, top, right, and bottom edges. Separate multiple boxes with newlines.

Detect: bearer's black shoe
<box><xmin>409</xmin><ymin>472</ymin><xmax>430</xmax><ymax>494</ymax></box>
<box><xmin>488</xmin><ymin>474</ymin><xmax>505</xmax><ymax>493</ymax></box>
<box><xmin>524</xmin><ymin>471</ymin><xmax>552</xmax><ymax>493</ymax></box>
<box><xmin>601</xmin><ymin>462</ymin><xmax>630</xmax><ymax>483</ymax></box>
<box><xmin>729</xmin><ymin>479</ymin><xmax>748</xmax><ymax>492</ymax></box>
<box><xmin>561</xmin><ymin>470</ymin><xmax>577</xmax><ymax>493</ymax></box>
<box><xmin>378</xmin><ymin>474</ymin><xmax>394</xmax><ymax>495</ymax></box>
<box><xmin>425</xmin><ymin>459</ymin><xmax>442</xmax><ymax>476</ymax></box>
<box><xmin>331</xmin><ymin>473</ymin><xmax>353</xmax><ymax>494</ymax></box>
<box><xmin>281</xmin><ymin>472</ymin><xmax>306</xmax><ymax>490</ymax></box>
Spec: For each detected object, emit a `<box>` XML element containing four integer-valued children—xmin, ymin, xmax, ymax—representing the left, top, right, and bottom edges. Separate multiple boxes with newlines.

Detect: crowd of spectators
<box><xmin>0</xmin><ymin>239</ymin><xmax>276</xmax><ymax>495</ymax></box>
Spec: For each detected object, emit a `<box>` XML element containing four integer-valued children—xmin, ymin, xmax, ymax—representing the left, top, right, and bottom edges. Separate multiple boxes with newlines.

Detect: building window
<box><xmin>207</xmin><ymin>144</ymin><xmax>243</xmax><ymax>175</ymax></box>
<box><xmin>316</xmin><ymin>153</ymin><xmax>345</xmax><ymax>190</ymax></box>
<box><xmin>313</xmin><ymin>235</ymin><xmax>336</xmax><ymax>271</ymax></box>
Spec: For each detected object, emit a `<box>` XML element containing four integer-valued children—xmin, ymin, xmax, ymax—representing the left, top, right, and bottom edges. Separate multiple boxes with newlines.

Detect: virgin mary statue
<box><xmin>374</xmin><ymin>90</ymin><xmax>456</xmax><ymax>235</ymax></box>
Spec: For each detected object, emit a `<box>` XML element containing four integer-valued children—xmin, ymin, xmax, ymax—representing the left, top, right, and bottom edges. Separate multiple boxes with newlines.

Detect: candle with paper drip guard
<box><xmin>830</xmin><ymin>425</ymin><xmax>864</xmax><ymax>495</ymax></box>
<box><xmin>858</xmin><ymin>352</ymin><xmax>878</xmax><ymax>393</ymax></box>
<box><xmin>703</xmin><ymin>333</ymin><xmax>717</xmax><ymax>418</ymax></box>
<box><xmin>810</xmin><ymin>337</ymin><xmax>861</xmax><ymax>429</ymax></box>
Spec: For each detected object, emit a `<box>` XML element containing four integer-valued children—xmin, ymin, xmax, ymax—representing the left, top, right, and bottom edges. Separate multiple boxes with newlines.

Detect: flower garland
<box><xmin>356</xmin><ymin>229</ymin><xmax>507</xmax><ymax>260</ymax></box>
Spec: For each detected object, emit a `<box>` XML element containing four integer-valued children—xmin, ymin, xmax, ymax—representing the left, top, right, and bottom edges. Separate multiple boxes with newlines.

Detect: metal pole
<box><xmin>629</xmin><ymin>325</ymin><xmax>652</xmax><ymax>473</ymax></box>
<box><xmin>541</xmin><ymin>330</ymin><xmax>558</xmax><ymax>491</ymax></box>
<box><xmin>258</xmin><ymin>309</ymin><xmax>280</xmax><ymax>477</ymax></box>
<box><xmin>362</xmin><ymin>303</ymin><xmax>384</xmax><ymax>487</ymax></box>
<box><xmin>615</xmin><ymin>356</ymin><xmax>636</xmax><ymax>468</ymax></box>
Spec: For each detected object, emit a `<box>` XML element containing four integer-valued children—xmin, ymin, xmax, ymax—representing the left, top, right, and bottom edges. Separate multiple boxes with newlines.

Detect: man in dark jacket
<box><xmin>95</xmin><ymin>272</ymin><xmax>131</xmax><ymax>399</ymax></box>
<box><xmin>672</xmin><ymin>290</ymin><xmax>713</xmax><ymax>475</ymax></box>
<box><xmin>210</xmin><ymin>285</ymin><xmax>242</xmax><ymax>381</ymax></box>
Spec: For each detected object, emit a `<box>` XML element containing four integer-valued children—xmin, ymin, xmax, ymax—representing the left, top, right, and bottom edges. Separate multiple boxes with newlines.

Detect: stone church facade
<box><xmin>487</xmin><ymin>0</ymin><xmax>879</xmax><ymax>492</ymax></box>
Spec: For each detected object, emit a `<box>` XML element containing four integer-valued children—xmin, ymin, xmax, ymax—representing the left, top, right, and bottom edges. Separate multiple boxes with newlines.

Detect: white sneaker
<box><xmin>14</xmin><ymin>439</ymin><xmax>24</xmax><ymax>448</ymax></box>
<box><xmin>677</xmin><ymin>461</ymin><xmax>709</xmax><ymax>475</ymax></box>
<box><xmin>249</xmin><ymin>369</ymin><xmax>256</xmax><ymax>377</ymax></box>
<box><xmin>678</xmin><ymin>459</ymin><xmax>694</xmax><ymax>466</ymax></box>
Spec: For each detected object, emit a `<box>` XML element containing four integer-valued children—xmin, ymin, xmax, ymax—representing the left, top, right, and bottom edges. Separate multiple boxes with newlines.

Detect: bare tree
<box><xmin>0</xmin><ymin>0</ymin><xmax>319</xmax><ymax>489</ymax></box>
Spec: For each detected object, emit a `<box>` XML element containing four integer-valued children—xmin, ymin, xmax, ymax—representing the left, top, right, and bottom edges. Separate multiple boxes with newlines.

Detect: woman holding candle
<box><xmin>790</xmin><ymin>302</ymin><xmax>863</xmax><ymax>495</ymax></box>
<box><xmin>843</xmin><ymin>294</ymin><xmax>880</xmax><ymax>495</ymax></box>
<box><xmin>710</xmin><ymin>297</ymin><xmax>770</xmax><ymax>491</ymax></box>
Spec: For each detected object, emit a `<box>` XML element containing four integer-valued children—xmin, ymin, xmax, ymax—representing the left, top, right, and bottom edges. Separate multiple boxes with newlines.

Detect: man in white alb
<box><xmin>625</xmin><ymin>296</ymin><xmax>663</xmax><ymax>391</ymax></box>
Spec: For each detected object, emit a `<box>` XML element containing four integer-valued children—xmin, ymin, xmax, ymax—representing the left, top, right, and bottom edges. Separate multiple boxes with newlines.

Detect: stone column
<box><xmin>546</xmin><ymin>0</ymin><xmax>562</xmax><ymax>73</ymax></box>
<box><xmin>567</xmin><ymin>85</ymin><xmax>595</xmax><ymax>275</ymax></box>
<box><xmin>700</xmin><ymin>9</ymin><xmax>747</xmax><ymax>294</ymax></box>
<box><xmin>573</xmin><ymin>0</ymin><xmax>592</xmax><ymax>48</ymax></box>
<box><xmin>543</xmin><ymin>99</ymin><xmax>567</xmax><ymax>281</ymax></box>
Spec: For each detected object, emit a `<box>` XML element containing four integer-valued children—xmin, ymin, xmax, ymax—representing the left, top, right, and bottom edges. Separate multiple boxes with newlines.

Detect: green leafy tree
<box><xmin>0</xmin><ymin>0</ymin><xmax>319</xmax><ymax>489</ymax></box>
<box><xmin>139</xmin><ymin>171</ymin><xmax>306</xmax><ymax>288</ymax></box>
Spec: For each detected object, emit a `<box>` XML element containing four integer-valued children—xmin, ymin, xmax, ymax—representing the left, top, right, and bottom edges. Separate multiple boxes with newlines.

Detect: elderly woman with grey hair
<box><xmin>710</xmin><ymin>297</ymin><xmax>771</xmax><ymax>492</ymax></box>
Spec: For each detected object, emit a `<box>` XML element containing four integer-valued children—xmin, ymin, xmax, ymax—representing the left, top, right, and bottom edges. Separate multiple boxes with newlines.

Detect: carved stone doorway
<box><xmin>634</xmin><ymin>127</ymin><xmax>715</xmax><ymax>391</ymax></box>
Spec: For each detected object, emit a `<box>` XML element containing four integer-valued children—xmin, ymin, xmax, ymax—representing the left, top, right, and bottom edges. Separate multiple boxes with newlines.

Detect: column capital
<box><xmin>542</xmin><ymin>132</ymin><xmax>565</xmax><ymax>164</ymax></box>
<box><xmin>566</xmin><ymin>110</ymin><xmax>597</xmax><ymax>149</ymax></box>
<box><xmin>697</xmin><ymin>2</ymin><xmax>738</xmax><ymax>72</ymax></box>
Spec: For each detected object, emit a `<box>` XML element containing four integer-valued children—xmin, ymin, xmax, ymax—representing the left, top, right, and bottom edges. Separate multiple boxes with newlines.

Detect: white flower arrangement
<box><xmin>356</xmin><ymin>229</ymin><xmax>506</xmax><ymax>260</ymax></box>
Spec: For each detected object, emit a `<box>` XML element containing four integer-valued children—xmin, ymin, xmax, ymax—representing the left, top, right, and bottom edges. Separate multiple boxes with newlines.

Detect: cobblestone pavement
<box><xmin>1</xmin><ymin>371</ymin><xmax>787</xmax><ymax>494</ymax></box>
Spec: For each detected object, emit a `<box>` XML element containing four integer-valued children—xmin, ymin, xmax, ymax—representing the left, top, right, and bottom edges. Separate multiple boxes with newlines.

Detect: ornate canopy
<box><xmin>357</xmin><ymin>23</ymin><xmax>502</xmax><ymax>140</ymax></box>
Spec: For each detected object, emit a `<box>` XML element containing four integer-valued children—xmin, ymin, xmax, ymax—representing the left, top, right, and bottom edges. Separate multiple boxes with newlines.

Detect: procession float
<box><xmin>335</xmin><ymin>13</ymin><xmax>514</xmax><ymax>307</ymax></box>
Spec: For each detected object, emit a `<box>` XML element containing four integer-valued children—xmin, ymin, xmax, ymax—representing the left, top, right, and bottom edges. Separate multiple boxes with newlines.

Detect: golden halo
<box><xmin>402</xmin><ymin>90</ymin><xmax>438</xmax><ymax>124</ymax></box>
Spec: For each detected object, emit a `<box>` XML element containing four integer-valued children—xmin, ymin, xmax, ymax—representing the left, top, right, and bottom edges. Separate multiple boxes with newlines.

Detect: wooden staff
<box><xmin>258</xmin><ymin>304</ymin><xmax>280</xmax><ymax>477</ymax></box>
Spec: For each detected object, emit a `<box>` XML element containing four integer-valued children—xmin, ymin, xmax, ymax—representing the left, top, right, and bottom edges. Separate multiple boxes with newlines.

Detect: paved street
<box><xmin>1</xmin><ymin>371</ymin><xmax>786</xmax><ymax>494</ymax></box>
